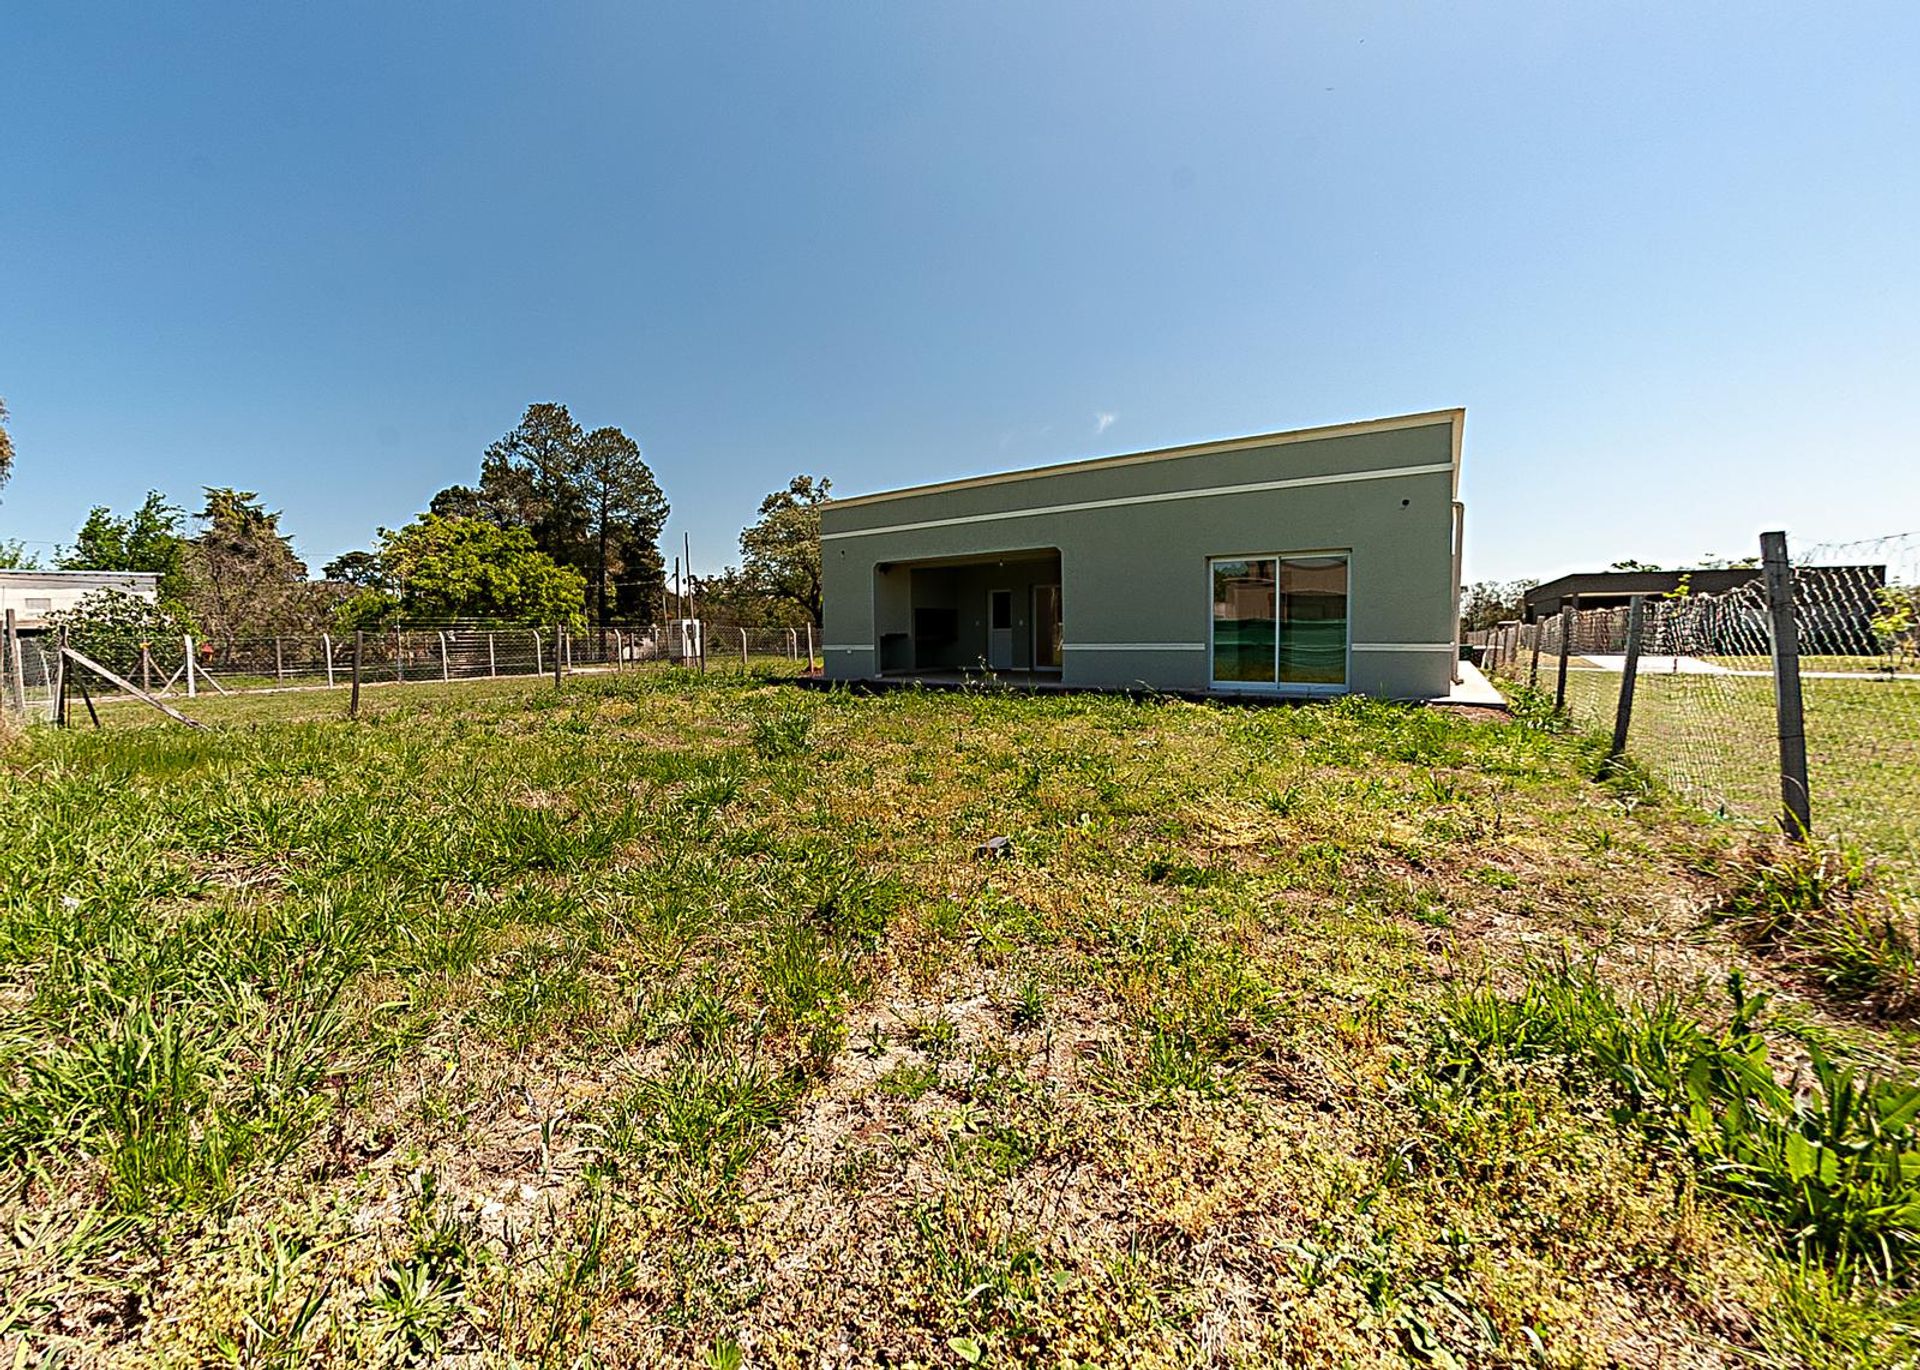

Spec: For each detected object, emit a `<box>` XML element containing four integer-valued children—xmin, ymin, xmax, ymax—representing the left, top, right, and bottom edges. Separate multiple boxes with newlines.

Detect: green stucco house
<box><xmin>819</xmin><ymin>409</ymin><xmax>1465</xmax><ymax>700</ymax></box>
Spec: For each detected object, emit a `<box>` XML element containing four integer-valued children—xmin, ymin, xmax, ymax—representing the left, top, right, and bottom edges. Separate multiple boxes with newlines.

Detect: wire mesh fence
<box><xmin>1473</xmin><ymin>532</ymin><xmax>1920</xmax><ymax>893</ymax></box>
<box><xmin>0</xmin><ymin>621</ymin><xmax>817</xmax><ymax>723</ymax></box>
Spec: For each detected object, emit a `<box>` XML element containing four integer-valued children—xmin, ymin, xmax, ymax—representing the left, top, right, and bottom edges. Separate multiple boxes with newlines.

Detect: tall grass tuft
<box><xmin>1431</xmin><ymin>964</ymin><xmax>1920</xmax><ymax>1281</ymax></box>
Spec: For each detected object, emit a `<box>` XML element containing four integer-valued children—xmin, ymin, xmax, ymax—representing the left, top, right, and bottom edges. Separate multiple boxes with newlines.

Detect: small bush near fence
<box><xmin>1473</xmin><ymin>531</ymin><xmax>1920</xmax><ymax>899</ymax></box>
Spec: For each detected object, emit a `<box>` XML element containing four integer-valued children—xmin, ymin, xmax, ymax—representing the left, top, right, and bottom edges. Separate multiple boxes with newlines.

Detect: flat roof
<box><xmin>0</xmin><ymin>568</ymin><xmax>160</xmax><ymax>580</ymax></box>
<box><xmin>830</xmin><ymin>408</ymin><xmax>1465</xmax><ymax>510</ymax></box>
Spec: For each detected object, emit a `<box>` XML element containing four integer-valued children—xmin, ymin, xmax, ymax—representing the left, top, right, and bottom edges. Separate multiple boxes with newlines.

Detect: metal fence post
<box><xmin>1761</xmin><ymin>530</ymin><xmax>1813</xmax><ymax>839</ymax></box>
<box><xmin>323</xmin><ymin>632</ymin><xmax>335</xmax><ymax>688</ymax></box>
<box><xmin>1554</xmin><ymin>596</ymin><xmax>1577</xmax><ymax>713</ymax></box>
<box><xmin>439</xmin><ymin>631</ymin><xmax>451</xmax><ymax>682</ymax></box>
<box><xmin>805</xmin><ymin>622</ymin><xmax>815</xmax><ymax>672</ymax></box>
<box><xmin>1607</xmin><ymin>596</ymin><xmax>1646</xmax><ymax>771</ymax></box>
<box><xmin>488</xmin><ymin>631</ymin><xmax>497</xmax><ymax>678</ymax></box>
<box><xmin>351</xmin><ymin>630</ymin><xmax>363</xmax><ymax>718</ymax></box>
<box><xmin>553</xmin><ymin>626</ymin><xmax>563</xmax><ymax>687</ymax></box>
<box><xmin>3</xmin><ymin>608</ymin><xmax>18</xmax><ymax>713</ymax></box>
<box><xmin>185</xmin><ymin>634</ymin><xmax>197</xmax><ymax>698</ymax></box>
<box><xmin>53</xmin><ymin>627</ymin><xmax>69</xmax><ymax>726</ymax></box>
<box><xmin>740</xmin><ymin>626</ymin><xmax>749</xmax><ymax>670</ymax></box>
<box><xmin>394</xmin><ymin>628</ymin><xmax>404</xmax><ymax>682</ymax></box>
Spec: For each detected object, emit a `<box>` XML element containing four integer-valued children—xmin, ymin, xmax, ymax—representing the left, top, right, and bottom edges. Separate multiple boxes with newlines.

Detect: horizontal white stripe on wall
<box><xmin>822</xmin><ymin>645</ymin><xmax>872</xmax><ymax>652</ymax></box>
<box><xmin>822</xmin><ymin>461</ymin><xmax>1455</xmax><ymax>541</ymax></box>
<box><xmin>1351</xmin><ymin>642</ymin><xmax>1457</xmax><ymax>653</ymax></box>
<box><xmin>1066</xmin><ymin>642</ymin><xmax>1206</xmax><ymax>652</ymax></box>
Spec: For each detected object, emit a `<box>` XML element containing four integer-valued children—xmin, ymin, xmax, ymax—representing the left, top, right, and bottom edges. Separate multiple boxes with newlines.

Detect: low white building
<box><xmin>0</xmin><ymin>570</ymin><xmax>161</xmax><ymax>631</ymax></box>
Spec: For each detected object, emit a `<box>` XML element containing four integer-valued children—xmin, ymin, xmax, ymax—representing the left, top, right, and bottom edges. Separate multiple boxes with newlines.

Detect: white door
<box><xmin>988</xmin><ymin>589</ymin><xmax>1014</xmax><ymax>669</ymax></box>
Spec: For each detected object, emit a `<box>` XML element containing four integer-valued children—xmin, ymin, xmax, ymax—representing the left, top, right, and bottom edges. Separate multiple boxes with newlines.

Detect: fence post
<box><xmin>393</xmin><ymin>628</ymin><xmax>404</xmax><ymax>683</ymax></box>
<box><xmin>323</xmin><ymin>633</ymin><xmax>334</xmax><ymax>688</ymax></box>
<box><xmin>1527</xmin><ymin>619</ymin><xmax>1542</xmax><ymax>688</ymax></box>
<box><xmin>1607</xmin><ymin>596</ymin><xmax>1646</xmax><ymax>771</ymax></box>
<box><xmin>1554</xmin><ymin>596</ymin><xmax>1577</xmax><ymax>713</ymax></box>
<box><xmin>351</xmin><ymin>630</ymin><xmax>363</xmax><ymax>718</ymax></box>
<box><xmin>488</xmin><ymin>631</ymin><xmax>497</xmax><ymax>678</ymax></box>
<box><xmin>612</xmin><ymin>629</ymin><xmax>623</xmax><ymax>671</ymax></box>
<box><xmin>185</xmin><ymin>634</ymin><xmax>197</xmax><ymax>698</ymax></box>
<box><xmin>2</xmin><ymin>608</ymin><xmax>18</xmax><ymax>712</ymax></box>
<box><xmin>274</xmin><ymin>636</ymin><xmax>285</xmax><ymax>684</ymax></box>
<box><xmin>532</xmin><ymin>629</ymin><xmax>542</xmax><ymax>678</ymax></box>
<box><xmin>139</xmin><ymin>641</ymin><xmax>152</xmax><ymax>693</ymax></box>
<box><xmin>740</xmin><ymin>626</ymin><xmax>749</xmax><ymax>670</ymax></box>
<box><xmin>805</xmin><ymin>622</ymin><xmax>815</xmax><ymax>673</ymax></box>
<box><xmin>553</xmin><ymin>626</ymin><xmax>564</xmax><ymax>687</ymax></box>
<box><xmin>1761</xmin><ymin>530</ymin><xmax>1813</xmax><ymax>839</ymax></box>
<box><xmin>439</xmin><ymin>631</ymin><xmax>451</xmax><ymax>682</ymax></box>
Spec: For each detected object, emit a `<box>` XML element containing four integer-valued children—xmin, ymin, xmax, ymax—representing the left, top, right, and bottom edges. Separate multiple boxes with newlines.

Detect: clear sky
<box><xmin>2</xmin><ymin>3</ymin><xmax>1915</xmax><ymax>583</ymax></box>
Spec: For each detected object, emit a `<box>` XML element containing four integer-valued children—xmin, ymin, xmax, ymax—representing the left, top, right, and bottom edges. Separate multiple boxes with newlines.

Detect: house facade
<box><xmin>0</xmin><ymin>570</ymin><xmax>161</xmax><ymax>632</ymax></box>
<box><xmin>819</xmin><ymin>409</ymin><xmax>1465</xmax><ymax>699</ymax></box>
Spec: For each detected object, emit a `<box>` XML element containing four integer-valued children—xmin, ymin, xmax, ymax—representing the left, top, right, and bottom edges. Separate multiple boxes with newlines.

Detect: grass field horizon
<box><xmin>5</xmin><ymin>671</ymin><xmax>1920</xmax><ymax>1365</ymax></box>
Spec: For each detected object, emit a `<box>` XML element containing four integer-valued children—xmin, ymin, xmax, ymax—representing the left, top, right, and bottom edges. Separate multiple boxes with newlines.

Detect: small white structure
<box><xmin>0</xmin><ymin>570</ymin><xmax>161</xmax><ymax>631</ymax></box>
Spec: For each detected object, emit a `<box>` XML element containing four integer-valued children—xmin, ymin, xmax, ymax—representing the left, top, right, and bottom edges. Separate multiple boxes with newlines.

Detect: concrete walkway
<box><xmin>1436</xmin><ymin>660</ymin><xmax>1506</xmax><ymax>707</ymax></box>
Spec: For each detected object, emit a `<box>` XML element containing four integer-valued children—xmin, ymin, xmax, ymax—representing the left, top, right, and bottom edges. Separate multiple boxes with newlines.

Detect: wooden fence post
<box><xmin>140</xmin><ymin>642</ymin><xmax>152</xmax><ymax>693</ymax></box>
<box><xmin>1528</xmin><ymin>619</ymin><xmax>1542</xmax><ymax>688</ymax></box>
<box><xmin>394</xmin><ymin>628</ymin><xmax>404</xmax><ymax>683</ymax></box>
<box><xmin>53</xmin><ymin>627</ymin><xmax>69</xmax><ymax>726</ymax></box>
<box><xmin>2</xmin><ymin>608</ymin><xmax>19</xmax><ymax>712</ymax></box>
<box><xmin>1761</xmin><ymin>530</ymin><xmax>1812</xmax><ymax>839</ymax></box>
<box><xmin>350</xmin><ymin>630</ymin><xmax>363</xmax><ymax>718</ymax></box>
<box><xmin>274</xmin><ymin>637</ymin><xmax>285</xmax><ymax>684</ymax></box>
<box><xmin>1554</xmin><ymin>596</ymin><xmax>1577</xmax><ymax>713</ymax></box>
<box><xmin>1607</xmin><ymin>596</ymin><xmax>1646</xmax><ymax>771</ymax></box>
<box><xmin>532</xmin><ymin>630</ymin><xmax>542</xmax><ymax>678</ymax></box>
<box><xmin>740</xmin><ymin>626</ymin><xmax>749</xmax><ymax>670</ymax></box>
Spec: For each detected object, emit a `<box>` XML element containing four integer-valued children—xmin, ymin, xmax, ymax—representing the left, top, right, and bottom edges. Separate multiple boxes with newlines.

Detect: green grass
<box><xmin>5</xmin><ymin>671</ymin><xmax>1920</xmax><ymax>1363</ymax></box>
<box><xmin>1560</xmin><ymin>666</ymin><xmax>1920</xmax><ymax>890</ymax></box>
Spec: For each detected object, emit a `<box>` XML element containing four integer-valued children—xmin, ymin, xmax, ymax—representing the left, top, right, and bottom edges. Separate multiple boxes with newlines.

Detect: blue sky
<box><xmin>2</xmin><ymin>3</ymin><xmax>1915</xmax><ymax>582</ymax></box>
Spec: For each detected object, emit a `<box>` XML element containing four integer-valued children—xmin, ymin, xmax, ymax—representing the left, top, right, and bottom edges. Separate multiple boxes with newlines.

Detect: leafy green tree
<box><xmin>322</xmin><ymin>549</ymin><xmax>384</xmax><ymax>586</ymax></box>
<box><xmin>431</xmin><ymin>404</ymin><xmax>670</xmax><ymax>624</ymax></box>
<box><xmin>579</xmin><ymin>425</ymin><xmax>669</xmax><ymax>627</ymax></box>
<box><xmin>1459</xmin><ymin>579</ymin><xmax>1537</xmax><ymax>634</ymax></box>
<box><xmin>183</xmin><ymin>488</ymin><xmax>316</xmax><ymax>648</ymax></box>
<box><xmin>57</xmin><ymin>492</ymin><xmax>192</xmax><ymax>610</ymax></box>
<box><xmin>739</xmin><ymin>475</ymin><xmax>831</xmax><ymax>627</ymax></box>
<box><xmin>43</xmin><ymin>589</ymin><xmax>184</xmax><ymax>670</ymax></box>
<box><xmin>0</xmin><ymin>539</ymin><xmax>39</xmax><ymax>569</ymax></box>
<box><xmin>373</xmin><ymin>515</ymin><xmax>584</xmax><ymax>626</ymax></box>
<box><xmin>0</xmin><ymin>396</ymin><xmax>14</xmax><ymax>500</ymax></box>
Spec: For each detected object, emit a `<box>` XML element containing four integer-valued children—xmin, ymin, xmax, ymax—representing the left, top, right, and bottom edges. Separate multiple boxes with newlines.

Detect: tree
<box><xmin>431</xmin><ymin>404</ymin><xmax>671</xmax><ymax>624</ymax></box>
<box><xmin>373</xmin><ymin>515</ymin><xmax>585</xmax><ymax>626</ymax></box>
<box><xmin>0</xmin><ymin>397</ymin><xmax>14</xmax><ymax>500</ymax></box>
<box><xmin>182</xmin><ymin>488</ymin><xmax>316</xmax><ymax>648</ymax></box>
<box><xmin>1459</xmin><ymin>579</ymin><xmax>1537</xmax><ymax>634</ymax></box>
<box><xmin>322</xmin><ymin>550</ymin><xmax>384</xmax><ymax>586</ymax></box>
<box><xmin>578</xmin><ymin>426</ymin><xmax>669</xmax><ymax>628</ymax></box>
<box><xmin>740</xmin><ymin>475</ymin><xmax>831</xmax><ymax>627</ymax></box>
<box><xmin>43</xmin><ymin>588</ymin><xmax>184</xmax><ymax>670</ymax></box>
<box><xmin>57</xmin><ymin>492</ymin><xmax>192</xmax><ymax>610</ymax></box>
<box><xmin>0</xmin><ymin>540</ymin><xmax>38</xmax><ymax>569</ymax></box>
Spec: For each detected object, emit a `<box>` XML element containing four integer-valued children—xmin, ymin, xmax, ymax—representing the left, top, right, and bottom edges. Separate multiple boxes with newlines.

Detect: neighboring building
<box><xmin>0</xmin><ymin>570</ymin><xmax>161</xmax><ymax>631</ymax></box>
<box><xmin>819</xmin><ymin>409</ymin><xmax>1465</xmax><ymax>699</ymax></box>
<box><xmin>1523</xmin><ymin>565</ymin><xmax>1889</xmax><ymax>654</ymax></box>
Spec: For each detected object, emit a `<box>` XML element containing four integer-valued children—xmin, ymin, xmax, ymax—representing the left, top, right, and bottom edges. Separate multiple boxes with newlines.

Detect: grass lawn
<box><xmin>1561</xmin><ymin>667</ymin><xmax>1920</xmax><ymax>890</ymax></box>
<box><xmin>4</xmin><ymin>672</ymin><xmax>1919</xmax><ymax>1365</ymax></box>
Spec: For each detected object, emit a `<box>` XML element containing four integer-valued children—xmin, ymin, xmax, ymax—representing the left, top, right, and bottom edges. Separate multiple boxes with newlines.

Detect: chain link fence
<box><xmin>0</xmin><ymin>622</ymin><xmax>817</xmax><ymax>723</ymax></box>
<box><xmin>1473</xmin><ymin>532</ymin><xmax>1920</xmax><ymax>892</ymax></box>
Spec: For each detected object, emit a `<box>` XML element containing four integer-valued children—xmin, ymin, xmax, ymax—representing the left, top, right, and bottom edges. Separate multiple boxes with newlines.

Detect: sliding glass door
<box><xmin>1210</xmin><ymin>554</ymin><xmax>1349</xmax><ymax>691</ymax></box>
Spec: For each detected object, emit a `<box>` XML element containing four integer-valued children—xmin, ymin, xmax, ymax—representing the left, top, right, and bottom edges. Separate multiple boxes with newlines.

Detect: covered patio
<box><xmin>871</xmin><ymin>548</ymin><xmax>1063</xmax><ymax>679</ymax></box>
